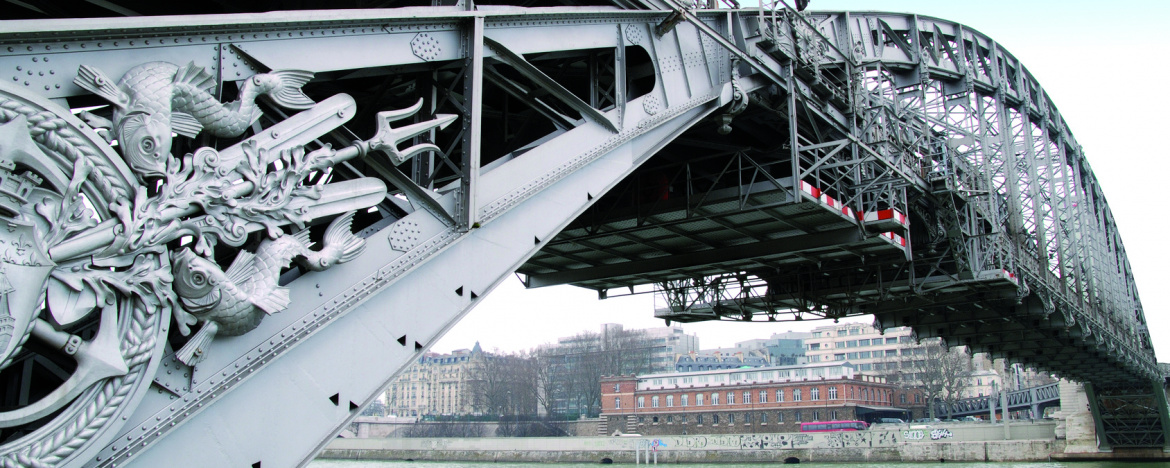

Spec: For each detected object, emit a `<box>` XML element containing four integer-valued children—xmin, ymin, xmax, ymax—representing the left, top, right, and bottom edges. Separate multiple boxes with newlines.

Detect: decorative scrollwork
<box><xmin>0</xmin><ymin>58</ymin><xmax>457</xmax><ymax>465</ymax></box>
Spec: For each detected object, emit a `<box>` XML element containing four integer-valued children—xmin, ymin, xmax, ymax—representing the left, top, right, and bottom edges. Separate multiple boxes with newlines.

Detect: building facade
<box><xmin>803</xmin><ymin>323</ymin><xmax>920</xmax><ymax>376</ymax></box>
<box><xmin>384</xmin><ymin>343</ymin><xmax>485</xmax><ymax>417</ymax></box>
<box><xmin>599</xmin><ymin>362</ymin><xmax>923</xmax><ymax>436</ymax></box>
<box><xmin>674</xmin><ymin>351</ymin><xmax>768</xmax><ymax>372</ymax></box>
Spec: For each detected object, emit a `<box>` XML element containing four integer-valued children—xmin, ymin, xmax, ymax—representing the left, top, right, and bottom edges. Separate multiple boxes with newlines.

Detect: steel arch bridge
<box><xmin>0</xmin><ymin>0</ymin><xmax>1166</xmax><ymax>466</ymax></box>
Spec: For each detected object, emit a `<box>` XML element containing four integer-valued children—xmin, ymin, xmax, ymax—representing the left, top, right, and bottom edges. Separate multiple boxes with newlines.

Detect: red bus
<box><xmin>799</xmin><ymin>420</ymin><xmax>868</xmax><ymax>432</ymax></box>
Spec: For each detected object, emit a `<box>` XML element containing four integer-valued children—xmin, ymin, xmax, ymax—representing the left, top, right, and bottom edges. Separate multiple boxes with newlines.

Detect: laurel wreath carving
<box><xmin>0</xmin><ymin>97</ymin><xmax>164</xmax><ymax>467</ymax></box>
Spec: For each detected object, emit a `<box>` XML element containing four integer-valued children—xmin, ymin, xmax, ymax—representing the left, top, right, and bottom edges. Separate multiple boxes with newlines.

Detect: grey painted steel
<box><xmin>0</xmin><ymin>1</ymin><xmax>1163</xmax><ymax>466</ymax></box>
<box><xmin>936</xmin><ymin>382</ymin><xmax>1060</xmax><ymax>419</ymax></box>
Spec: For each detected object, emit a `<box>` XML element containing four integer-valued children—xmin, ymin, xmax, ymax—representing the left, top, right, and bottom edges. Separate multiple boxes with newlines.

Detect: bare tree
<box><xmin>469</xmin><ymin>350</ymin><xmax>538</xmax><ymax>418</ymax></box>
<box><xmin>543</xmin><ymin>327</ymin><xmax>656</xmax><ymax>417</ymax></box>
<box><xmin>886</xmin><ymin>339</ymin><xmax>972</xmax><ymax>419</ymax></box>
<box><xmin>530</xmin><ymin>347</ymin><xmax>560</xmax><ymax>417</ymax></box>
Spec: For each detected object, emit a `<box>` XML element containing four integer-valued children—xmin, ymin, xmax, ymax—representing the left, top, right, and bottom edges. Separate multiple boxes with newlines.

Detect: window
<box><xmin>652</xmin><ymin>416</ymin><xmax>659</xmax><ymax>423</ymax></box>
<box><xmin>743</xmin><ymin>391</ymin><xmax>751</xmax><ymax>404</ymax></box>
<box><xmin>915</xmin><ymin>394</ymin><xmax>922</xmax><ymax>404</ymax></box>
<box><xmin>667</xmin><ymin>415</ymin><xmax>674</xmax><ymax>423</ymax></box>
<box><xmin>712</xmin><ymin>393</ymin><xmax>719</xmax><ymax>405</ymax></box>
<box><xmin>885</xmin><ymin>349</ymin><xmax>897</xmax><ymax>357</ymax></box>
<box><xmin>777</xmin><ymin>412</ymin><xmax>784</xmax><ymax>423</ymax></box>
<box><xmin>697</xmin><ymin>414</ymin><xmax>704</xmax><ymax>424</ymax></box>
<box><xmin>666</xmin><ymin>395</ymin><xmax>674</xmax><ymax>407</ymax></box>
<box><xmin>759</xmin><ymin>390</ymin><xmax>768</xmax><ymax>403</ymax></box>
<box><xmin>831</xmin><ymin>410</ymin><xmax>838</xmax><ymax>420</ymax></box>
<box><xmin>652</xmin><ymin>396</ymin><xmax>659</xmax><ymax>408</ymax></box>
<box><xmin>811</xmin><ymin>387</ymin><xmax>820</xmax><ymax>401</ymax></box>
<box><xmin>900</xmin><ymin>394</ymin><xmax>907</xmax><ymax>404</ymax></box>
<box><xmin>712</xmin><ymin>414</ymin><xmax>720</xmax><ymax>424</ymax></box>
<box><xmin>834</xmin><ymin>353</ymin><xmax>846</xmax><ymax>361</ymax></box>
<box><xmin>761</xmin><ymin>412</ymin><xmax>768</xmax><ymax>424</ymax></box>
<box><xmin>858</xmin><ymin>339</ymin><xmax>870</xmax><ymax>346</ymax></box>
<box><xmin>637</xmin><ymin>397</ymin><xmax>645</xmax><ymax>408</ymax></box>
<box><xmin>776</xmin><ymin>389</ymin><xmax>785</xmax><ymax>402</ymax></box>
<box><xmin>744</xmin><ymin>413</ymin><xmax>752</xmax><ymax>423</ymax></box>
<box><xmin>813</xmin><ymin>410</ymin><xmax>820</xmax><ymax>421</ymax></box>
<box><xmin>613</xmin><ymin>383</ymin><xmax>621</xmax><ymax>392</ymax></box>
<box><xmin>847</xmin><ymin>352</ymin><xmax>859</xmax><ymax>360</ymax></box>
<box><xmin>728</xmin><ymin>413</ymin><xmax>735</xmax><ymax>424</ymax></box>
<box><xmin>697</xmin><ymin>393</ymin><xmax>704</xmax><ymax>406</ymax></box>
<box><xmin>682</xmin><ymin>394</ymin><xmax>689</xmax><ymax>407</ymax></box>
<box><xmin>886</xmin><ymin>337</ymin><xmax>898</xmax><ymax>344</ymax></box>
<box><xmin>828</xmin><ymin>387</ymin><xmax>838</xmax><ymax>399</ymax></box>
<box><xmin>615</xmin><ymin>397</ymin><xmax>621</xmax><ymax>409</ymax></box>
<box><xmin>808</xmin><ymin>343</ymin><xmax>820</xmax><ymax>350</ymax></box>
<box><xmin>794</xmin><ymin>389</ymin><xmax>802</xmax><ymax>401</ymax></box>
<box><xmin>728</xmin><ymin>392</ymin><xmax>735</xmax><ymax>405</ymax></box>
<box><xmin>794</xmin><ymin>411</ymin><xmax>802</xmax><ymax>422</ymax></box>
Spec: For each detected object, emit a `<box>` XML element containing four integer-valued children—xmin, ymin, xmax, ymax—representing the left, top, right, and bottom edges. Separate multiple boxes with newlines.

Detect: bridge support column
<box><xmin>1055</xmin><ymin>379</ymin><xmax>1101</xmax><ymax>453</ymax></box>
<box><xmin>1083</xmin><ymin>383</ymin><xmax>1113</xmax><ymax>452</ymax></box>
<box><xmin>1153</xmin><ymin>381</ymin><xmax>1170</xmax><ymax>453</ymax></box>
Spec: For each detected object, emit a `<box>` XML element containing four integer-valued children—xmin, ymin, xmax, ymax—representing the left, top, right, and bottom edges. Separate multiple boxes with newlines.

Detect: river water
<box><xmin>310</xmin><ymin>461</ymin><xmax>1170</xmax><ymax>468</ymax></box>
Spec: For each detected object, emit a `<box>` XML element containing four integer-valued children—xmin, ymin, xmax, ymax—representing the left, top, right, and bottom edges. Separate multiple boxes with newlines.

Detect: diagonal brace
<box><xmin>483</xmin><ymin>36</ymin><xmax>618</xmax><ymax>133</ymax></box>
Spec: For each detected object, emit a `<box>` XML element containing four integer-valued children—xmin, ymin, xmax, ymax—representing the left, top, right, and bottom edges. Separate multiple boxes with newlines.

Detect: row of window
<box><xmin>627</xmin><ymin>386</ymin><xmax>898</xmax><ymax>411</ymax></box>
<box><xmin>806</xmin><ymin>336</ymin><xmax>917</xmax><ymax>350</ymax></box>
<box><xmin>631</xmin><ymin>386</ymin><xmax>859</xmax><ymax>409</ymax></box>
<box><xmin>635</xmin><ymin>409</ymin><xmax>841</xmax><ymax>425</ymax></box>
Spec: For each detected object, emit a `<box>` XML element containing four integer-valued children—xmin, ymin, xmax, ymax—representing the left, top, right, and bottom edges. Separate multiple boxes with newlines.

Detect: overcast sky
<box><xmin>434</xmin><ymin>0</ymin><xmax>1170</xmax><ymax>365</ymax></box>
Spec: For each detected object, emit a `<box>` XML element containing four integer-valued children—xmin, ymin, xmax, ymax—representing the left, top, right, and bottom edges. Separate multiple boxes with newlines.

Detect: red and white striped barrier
<box><xmin>977</xmin><ymin>269</ymin><xmax>1019</xmax><ymax>285</ymax></box>
<box><xmin>863</xmin><ymin>209</ymin><xmax>909</xmax><ymax>232</ymax></box>
<box><xmin>879</xmin><ymin>231</ymin><xmax>907</xmax><ymax>247</ymax></box>
<box><xmin>799</xmin><ymin>180</ymin><xmax>820</xmax><ymax>199</ymax></box>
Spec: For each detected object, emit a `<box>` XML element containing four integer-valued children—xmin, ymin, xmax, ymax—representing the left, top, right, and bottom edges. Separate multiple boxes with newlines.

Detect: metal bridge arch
<box><xmin>0</xmin><ymin>1</ymin><xmax>1164</xmax><ymax>466</ymax></box>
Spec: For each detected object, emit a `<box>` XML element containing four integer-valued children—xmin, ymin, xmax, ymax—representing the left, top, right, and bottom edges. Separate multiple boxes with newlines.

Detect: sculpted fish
<box><xmin>73</xmin><ymin>61</ymin><xmax>314</xmax><ymax>176</ymax></box>
<box><xmin>171</xmin><ymin>213</ymin><xmax>365</xmax><ymax>365</ymax></box>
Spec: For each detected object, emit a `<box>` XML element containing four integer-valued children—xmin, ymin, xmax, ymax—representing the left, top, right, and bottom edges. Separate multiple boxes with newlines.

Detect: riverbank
<box><xmin>320</xmin><ymin>422</ymin><xmax>1080</xmax><ymax>464</ymax></box>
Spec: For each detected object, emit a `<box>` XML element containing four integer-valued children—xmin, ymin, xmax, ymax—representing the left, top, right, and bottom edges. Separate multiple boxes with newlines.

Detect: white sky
<box><xmin>435</xmin><ymin>0</ymin><xmax>1170</xmax><ymax>364</ymax></box>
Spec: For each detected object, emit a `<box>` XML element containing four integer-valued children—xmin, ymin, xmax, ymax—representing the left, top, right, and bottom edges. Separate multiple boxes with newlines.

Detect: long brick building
<box><xmin>599</xmin><ymin>362</ymin><xmax>923</xmax><ymax>436</ymax></box>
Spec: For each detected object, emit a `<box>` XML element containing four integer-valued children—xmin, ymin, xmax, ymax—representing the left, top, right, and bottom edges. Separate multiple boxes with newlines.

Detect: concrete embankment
<box><xmin>321</xmin><ymin>422</ymin><xmax>1064</xmax><ymax>463</ymax></box>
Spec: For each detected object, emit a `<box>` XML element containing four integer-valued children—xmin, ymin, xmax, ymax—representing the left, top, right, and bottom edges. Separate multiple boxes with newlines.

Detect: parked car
<box><xmin>912</xmin><ymin>418</ymin><xmax>941</xmax><ymax>423</ymax></box>
<box><xmin>878</xmin><ymin>418</ymin><xmax>904</xmax><ymax>424</ymax></box>
<box><xmin>961</xmin><ymin>416</ymin><xmax>980</xmax><ymax>422</ymax></box>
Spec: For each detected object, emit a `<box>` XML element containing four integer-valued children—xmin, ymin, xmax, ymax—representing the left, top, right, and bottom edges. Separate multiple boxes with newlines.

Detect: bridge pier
<box><xmin>1082</xmin><ymin>383</ymin><xmax>1113</xmax><ymax>452</ymax></box>
<box><xmin>1155</xmin><ymin>381</ymin><xmax>1170</xmax><ymax>453</ymax></box>
<box><xmin>1054</xmin><ymin>380</ymin><xmax>1101</xmax><ymax>453</ymax></box>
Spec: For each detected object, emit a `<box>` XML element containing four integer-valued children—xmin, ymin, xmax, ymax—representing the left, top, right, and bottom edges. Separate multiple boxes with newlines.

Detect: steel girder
<box><xmin>935</xmin><ymin>381</ymin><xmax>1060</xmax><ymax>418</ymax></box>
<box><xmin>0</xmin><ymin>6</ymin><xmax>757</xmax><ymax>467</ymax></box>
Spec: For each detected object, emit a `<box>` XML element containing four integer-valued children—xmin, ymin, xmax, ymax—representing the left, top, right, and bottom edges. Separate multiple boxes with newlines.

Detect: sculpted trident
<box><xmin>0</xmin><ymin>58</ymin><xmax>456</xmax><ymax>466</ymax></box>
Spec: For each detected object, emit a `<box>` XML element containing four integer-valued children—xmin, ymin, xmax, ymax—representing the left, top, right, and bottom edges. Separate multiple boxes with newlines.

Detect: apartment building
<box><xmin>803</xmin><ymin>323</ymin><xmax>918</xmax><ymax>375</ymax></box>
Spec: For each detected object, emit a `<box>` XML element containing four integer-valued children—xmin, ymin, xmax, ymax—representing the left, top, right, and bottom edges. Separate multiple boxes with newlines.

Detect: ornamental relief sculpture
<box><xmin>0</xmin><ymin>61</ymin><xmax>455</xmax><ymax>466</ymax></box>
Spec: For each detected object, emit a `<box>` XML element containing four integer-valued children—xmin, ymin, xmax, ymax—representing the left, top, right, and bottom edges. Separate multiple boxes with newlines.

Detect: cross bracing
<box><xmin>0</xmin><ymin>0</ymin><xmax>1164</xmax><ymax>465</ymax></box>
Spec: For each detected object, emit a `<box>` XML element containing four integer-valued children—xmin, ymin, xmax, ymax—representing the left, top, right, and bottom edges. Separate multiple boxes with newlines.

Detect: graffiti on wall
<box><xmin>606</xmin><ymin>427</ymin><xmax>964</xmax><ymax>452</ymax></box>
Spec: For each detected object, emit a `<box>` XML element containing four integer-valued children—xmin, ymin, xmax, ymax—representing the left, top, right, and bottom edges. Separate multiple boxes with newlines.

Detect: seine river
<box><xmin>310</xmin><ymin>461</ymin><xmax>1170</xmax><ymax>468</ymax></box>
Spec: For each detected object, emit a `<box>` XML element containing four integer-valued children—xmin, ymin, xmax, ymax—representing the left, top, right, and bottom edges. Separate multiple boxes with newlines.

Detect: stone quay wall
<box><xmin>321</xmin><ymin>422</ymin><xmax>1060</xmax><ymax>463</ymax></box>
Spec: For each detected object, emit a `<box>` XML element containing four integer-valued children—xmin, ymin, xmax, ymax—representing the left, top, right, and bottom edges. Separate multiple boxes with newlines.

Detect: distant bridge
<box><xmin>936</xmin><ymin>382</ymin><xmax>1061</xmax><ymax>419</ymax></box>
<box><xmin>0</xmin><ymin>0</ymin><xmax>1166</xmax><ymax>466</ymax></box>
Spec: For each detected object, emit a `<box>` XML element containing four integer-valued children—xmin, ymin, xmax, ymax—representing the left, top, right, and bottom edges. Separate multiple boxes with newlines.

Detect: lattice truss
<box><xmin>630</xmin><ymin>10</ymin><xmax>1158</xmax><ymax>385</ymax></box>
